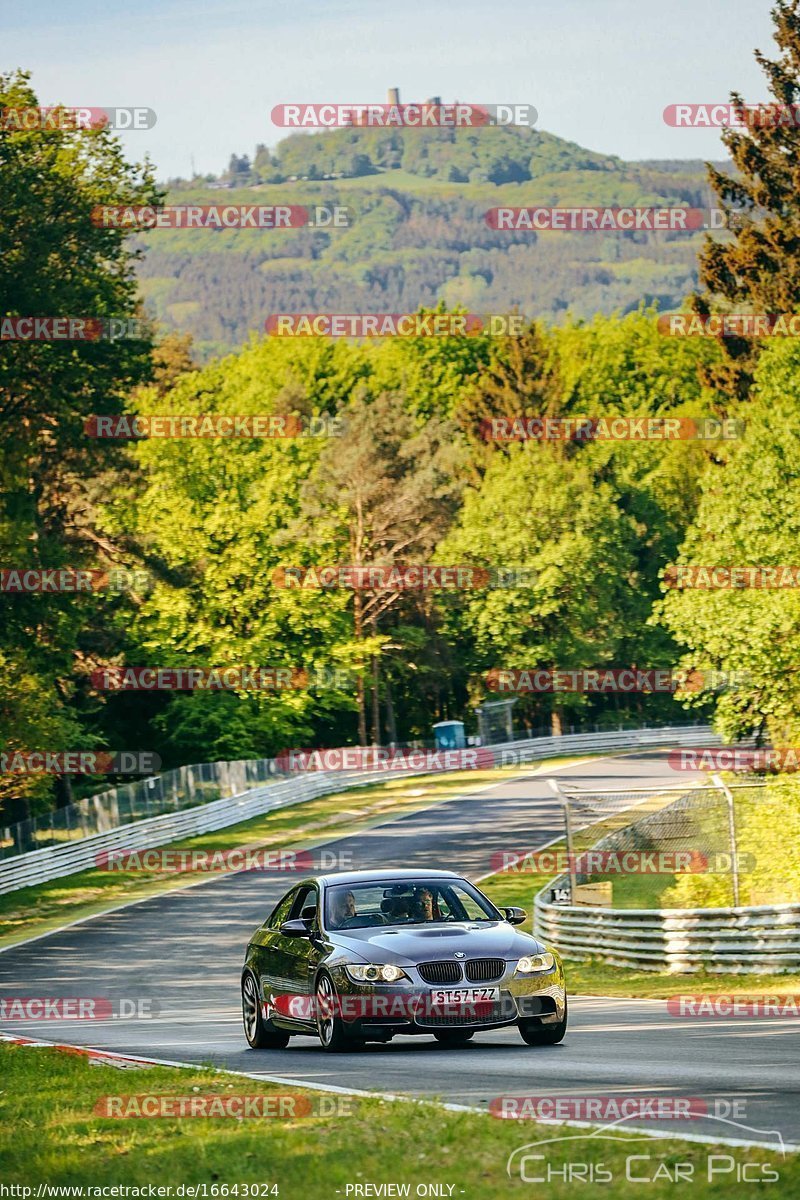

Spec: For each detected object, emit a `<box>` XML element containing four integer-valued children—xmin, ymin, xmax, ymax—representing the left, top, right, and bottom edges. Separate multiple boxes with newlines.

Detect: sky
<box><xmin>2</xmin><ymin>0</ymin><xmax>780</xmax><ymax>181</ymax></box>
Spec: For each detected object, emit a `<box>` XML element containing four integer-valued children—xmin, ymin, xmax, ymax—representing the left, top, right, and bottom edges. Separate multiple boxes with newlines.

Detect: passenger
<box><xmin>388</xmin><ymin>895</ymin><xmax>413</xmax><ymax>923</ymax></box>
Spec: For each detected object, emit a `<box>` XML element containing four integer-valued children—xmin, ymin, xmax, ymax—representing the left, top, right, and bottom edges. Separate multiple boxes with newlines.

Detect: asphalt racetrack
<box><xmin>2</xmin><ymin>751</ymin><xmax>798</xmax><ymax>1151</ymax></box>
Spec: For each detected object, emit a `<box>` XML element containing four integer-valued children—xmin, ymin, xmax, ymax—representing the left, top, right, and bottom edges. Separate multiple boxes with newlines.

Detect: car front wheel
<box><xmin>242</xmin><ymin>971</ymin><xmax>291</xmax><ymax>1049</ymax></box>
<box><xmin>518</xmin><ymin>995</ymin><xmax>567</xmax><ymax>1046</ymax></box>
<box><xmin>315</xmin><ymin>971</ymin><xmax>362</xmax><ymax>1053</ymax></box>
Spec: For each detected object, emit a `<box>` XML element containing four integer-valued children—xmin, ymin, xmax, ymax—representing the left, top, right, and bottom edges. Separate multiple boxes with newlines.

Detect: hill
<box><xmin>137</xmin><ymin>125</ymin><xmax>729</xmax><ymax>358</ymax></box>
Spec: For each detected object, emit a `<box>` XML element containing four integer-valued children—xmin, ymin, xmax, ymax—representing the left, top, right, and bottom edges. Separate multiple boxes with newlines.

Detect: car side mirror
<box><xmin>279</xmin><ymin>918</ymin><xmax>312</xmax><ymax>938</ymax></box>
<box><xmin>503</xmin><ymin>906</ymin><xmax>527</xmax><ymax>926</ymax></box>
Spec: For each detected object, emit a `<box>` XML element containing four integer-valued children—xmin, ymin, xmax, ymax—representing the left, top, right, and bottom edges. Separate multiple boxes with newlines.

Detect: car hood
<box><xmin>330</xmin><ymin>921</ymin><xmax>546</xmax><ymax>964</ymax></box>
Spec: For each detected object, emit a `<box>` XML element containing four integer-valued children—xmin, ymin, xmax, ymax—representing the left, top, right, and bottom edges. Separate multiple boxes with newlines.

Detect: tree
<box><xmin>693</xmin><ymin>0</ymin><xmax>800</xmax><ymax>397</ymax></box>
<box><xmin>658</xmin><ymin>338</ymin><xmax>800</xmax><ymax>746</ymax></box>
<box><xmin>0</xmin><ymin>71</ymin><xmax>160</xmax><ymax>822</ymax></box>
<box><xmin>105</xmin><ymin>335</ymin><xmax>370</xmax><ymax>764</ymax></box>
<box><xmin>455</xmin><ymin>322</ymin><xmax>560</xmax><ymax>474</ymax></box>
<box><xmin>437</xmin><ymin>441</ymin><xmax>638</xmax><ymax>735</ymax></box>
<box><xmin>296</xmin><ymin>389</ymin><xmax>466</xmax><ymax>744</ymax></box>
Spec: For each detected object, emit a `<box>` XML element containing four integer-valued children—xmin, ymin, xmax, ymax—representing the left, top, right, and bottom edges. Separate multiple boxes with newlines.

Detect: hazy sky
<box><xmin>3</xmin><ymin>0</ymin><xmax>779</xmax><ymax>180</ymax></box>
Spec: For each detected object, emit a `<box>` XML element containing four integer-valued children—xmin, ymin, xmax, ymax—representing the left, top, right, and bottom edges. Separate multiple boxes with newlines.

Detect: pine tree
<box><xmin>693</xmin><ymin>0</ymin><xmax>800</xmax><ymax>397</ymax></box>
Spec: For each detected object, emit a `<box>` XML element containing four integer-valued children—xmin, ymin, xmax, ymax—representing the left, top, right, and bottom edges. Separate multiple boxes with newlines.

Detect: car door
<box><xmin>250</xmin><ymin>887</ymin><xmax>299</xmax><ymax>1017</ymax></box>
<box><xmin>281</xmin><ymin>884</ymin><xmax>324</xmax><ymax>1019</ymax></box>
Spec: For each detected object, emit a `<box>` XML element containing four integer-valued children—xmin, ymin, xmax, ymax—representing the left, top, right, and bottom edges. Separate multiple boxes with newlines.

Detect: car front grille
<box><xmin>417</xmin><ymin>961</ymin><xmax>463</xmax><ymax>985</ymax></box>
<box><xmin>464</xmin><ymin>958</ymin><xmax>505</xmax><ymax>982</ymax></box>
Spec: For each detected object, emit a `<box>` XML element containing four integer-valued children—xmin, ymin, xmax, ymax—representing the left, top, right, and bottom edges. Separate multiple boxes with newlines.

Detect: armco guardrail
<box><xmin>534</xmin><ymin>894</ymin><xmax>800</xmax><ymax>974</ymax></box>
<box><xmin>0</xmin><ymin>724</ymin><xmax>716</xmax><ymax>895</ymax></box>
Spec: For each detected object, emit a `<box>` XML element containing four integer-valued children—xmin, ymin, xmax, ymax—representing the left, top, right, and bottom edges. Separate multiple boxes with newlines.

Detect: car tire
<box><xmin>315</xmin><ymin>970</ymin><xmax>362</xmax><ymax>1053</ymax></box>
<box><xmin>518</xmin><ymin>996</ymin><xmax>568</xmax><ymax>1046</ymax></box>
<box><xmin>433</xmin><ymin>1029</ymin><xmax>475</xmax><ymax>1046</ymax></box>
<box><xmin>242</xmin><ymin>971</ymin><xmax>291</xmax><ymax>1049</ymax></box>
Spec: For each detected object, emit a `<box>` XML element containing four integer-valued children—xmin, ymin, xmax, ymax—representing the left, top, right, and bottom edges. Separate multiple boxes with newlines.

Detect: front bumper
<box><xmin>328</xmin><ymin>959</ymin><xmax>566</xmax><ymax>1036</ymax></box>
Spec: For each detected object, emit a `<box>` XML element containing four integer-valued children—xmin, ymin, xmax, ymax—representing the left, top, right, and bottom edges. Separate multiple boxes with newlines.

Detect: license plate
<box><xmin>428</xmin><ymin>986</ymin><xmax>499</xmax><ymax>1006</ymax></box>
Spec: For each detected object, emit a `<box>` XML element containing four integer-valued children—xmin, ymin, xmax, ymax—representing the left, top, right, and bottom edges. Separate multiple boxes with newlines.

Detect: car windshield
<box><xmin>325</xmin><ymin>879</ymin><xmax>500</xmax><ymax>930</ymax></box>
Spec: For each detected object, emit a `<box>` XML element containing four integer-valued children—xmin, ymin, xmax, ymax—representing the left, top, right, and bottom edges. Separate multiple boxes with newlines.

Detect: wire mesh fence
<box><xmin>0</xmin><ymin>757</ymin><xmax>285</xmax><ymax>861</ymax></box>
<box><xmin>545</xmin><ymin>777</ymin><xmax>771</xmax><ymax>909</ymax></box>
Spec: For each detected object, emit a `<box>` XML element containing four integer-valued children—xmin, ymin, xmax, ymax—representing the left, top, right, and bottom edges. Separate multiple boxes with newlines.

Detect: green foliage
<box><xmin>665</xmin><ymin>776</ymin><xmax>800</xmax><ymax>907</ymax></box>
<box><xmin>0</xmin><ymin>70</ymin><xmax>161</xmax><ymax>822</ymax></box>
<box><xmin>435</xmin><ymin>440</ymin><xmax>638</xmax><ymax>724</ymax></box>
<box><xmin>259</xmin><ymin>125</ymin><xmax>618</xmax><ymax>185</ymax></box>
<box><xmin>658</xmin><ymin>338</ymin><xmax>800</xmax><ymax>744</ymax></box>
<box><xmin>692</xmin><ymin>1</ymin><xmax>800</xmax><ymax>396</ymax></box>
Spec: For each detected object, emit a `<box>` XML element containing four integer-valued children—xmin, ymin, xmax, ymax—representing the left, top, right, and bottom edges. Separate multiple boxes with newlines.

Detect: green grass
<box><xmin>0</xmin><ymin>757</ymin><xmax>590</xmax><ymax>949</ymax></box>
<box><xmin>1</xmin><ymin>1043</ymin><xmax>795</xmax><ymax>1197</ymax></box>
<box><xmin>558</xmin><ymin>960</ymin><xmax>800</xmax><ymax>999</ymax></box>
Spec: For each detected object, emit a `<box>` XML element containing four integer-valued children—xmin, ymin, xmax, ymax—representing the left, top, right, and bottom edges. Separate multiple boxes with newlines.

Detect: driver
<box><xmin>411</xmin><ymin>887</ymin><xmax>436</xmax><ymax>922</ymax></box>
<box><xmin>330</xmin><ymin>889</ymin><xmax>357</xmax><ymax>928</ymax></box>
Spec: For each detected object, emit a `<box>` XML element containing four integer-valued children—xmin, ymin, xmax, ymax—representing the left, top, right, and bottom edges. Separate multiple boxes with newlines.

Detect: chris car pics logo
<box><xmin>506</xmin><ymin>1115</ymin><xmax>785</xmax><ymax>1184</ymax></box>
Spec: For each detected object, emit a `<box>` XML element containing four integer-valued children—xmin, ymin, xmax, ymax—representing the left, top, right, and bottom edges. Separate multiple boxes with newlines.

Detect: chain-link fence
<box><xmin>546</xmin><ymin>777</ymin><xmax>770</xmax><ymax>909</ymax></box>
<box><xmin>0</xmin><ymin>758</ymin><xmax>286</xmax><ymax>861</ymax></box>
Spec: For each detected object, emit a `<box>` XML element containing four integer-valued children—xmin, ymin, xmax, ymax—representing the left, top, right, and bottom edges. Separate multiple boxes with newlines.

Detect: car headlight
<box><xmin>344</xmin><ymin>964</ymin><xmax>408</xmax><ymax>983</ymax></box>
<box><xmin>515</xmin><ymin>952</ymin><xmax>555</xmax><ymax>974</ymax></box>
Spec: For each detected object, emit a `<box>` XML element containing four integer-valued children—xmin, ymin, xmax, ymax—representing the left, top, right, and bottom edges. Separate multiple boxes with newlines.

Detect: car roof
<box><xmin>315</xmin><ymin>868</ymin><xmax>462</xmax><ymax>887</ymax></box>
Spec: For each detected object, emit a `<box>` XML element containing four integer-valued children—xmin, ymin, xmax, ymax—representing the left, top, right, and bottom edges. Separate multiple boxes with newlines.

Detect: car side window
<box><xmin>289</xmin><ymin>885</ymin><xmax>318</xmax><ymax>924</ymax></box>
<box><xmin>265</xmin><ymin>890</ymin><xmax>296</xmax><ymax>929</ymax></box>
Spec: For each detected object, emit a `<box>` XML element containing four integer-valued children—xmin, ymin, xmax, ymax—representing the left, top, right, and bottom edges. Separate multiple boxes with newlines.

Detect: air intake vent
<box><xmin>418</xmin><ymin>961</ymin><xmax>463</xmax><ymax>985</ymax></box>
<box><xmin>465</xmin><ymin>958</ymin><xmax>505</xmax><ymax>982</ymax></box>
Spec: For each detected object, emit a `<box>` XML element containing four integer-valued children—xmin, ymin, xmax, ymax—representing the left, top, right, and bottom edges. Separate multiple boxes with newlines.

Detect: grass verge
<box><xmin>1</xmin><ymin>1042</ymin><xmax>795</xmax><ymax>1198</ymax></box>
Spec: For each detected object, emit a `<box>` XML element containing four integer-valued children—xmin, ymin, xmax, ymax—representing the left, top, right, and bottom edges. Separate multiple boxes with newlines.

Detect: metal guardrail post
<box><xmin>548</xmin><ymin>778</ymin><xmax>576</xmax><ymax>903</ymax></box>
<box><xmin>712</xmin><ymin>772</ymin><xmax>741</xmax><ymax>908</ymax></box>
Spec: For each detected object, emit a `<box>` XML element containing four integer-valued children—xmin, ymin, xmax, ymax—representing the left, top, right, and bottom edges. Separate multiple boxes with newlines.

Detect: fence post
<box><xmin>712</xmin><ymin>772</ymin><xmax>740</xmax><ymax>908</ymax></box>
<box><xmin>548</xmin><ymin>779</ymin><xmax>576</xmax><ymax>903</ymax></box>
